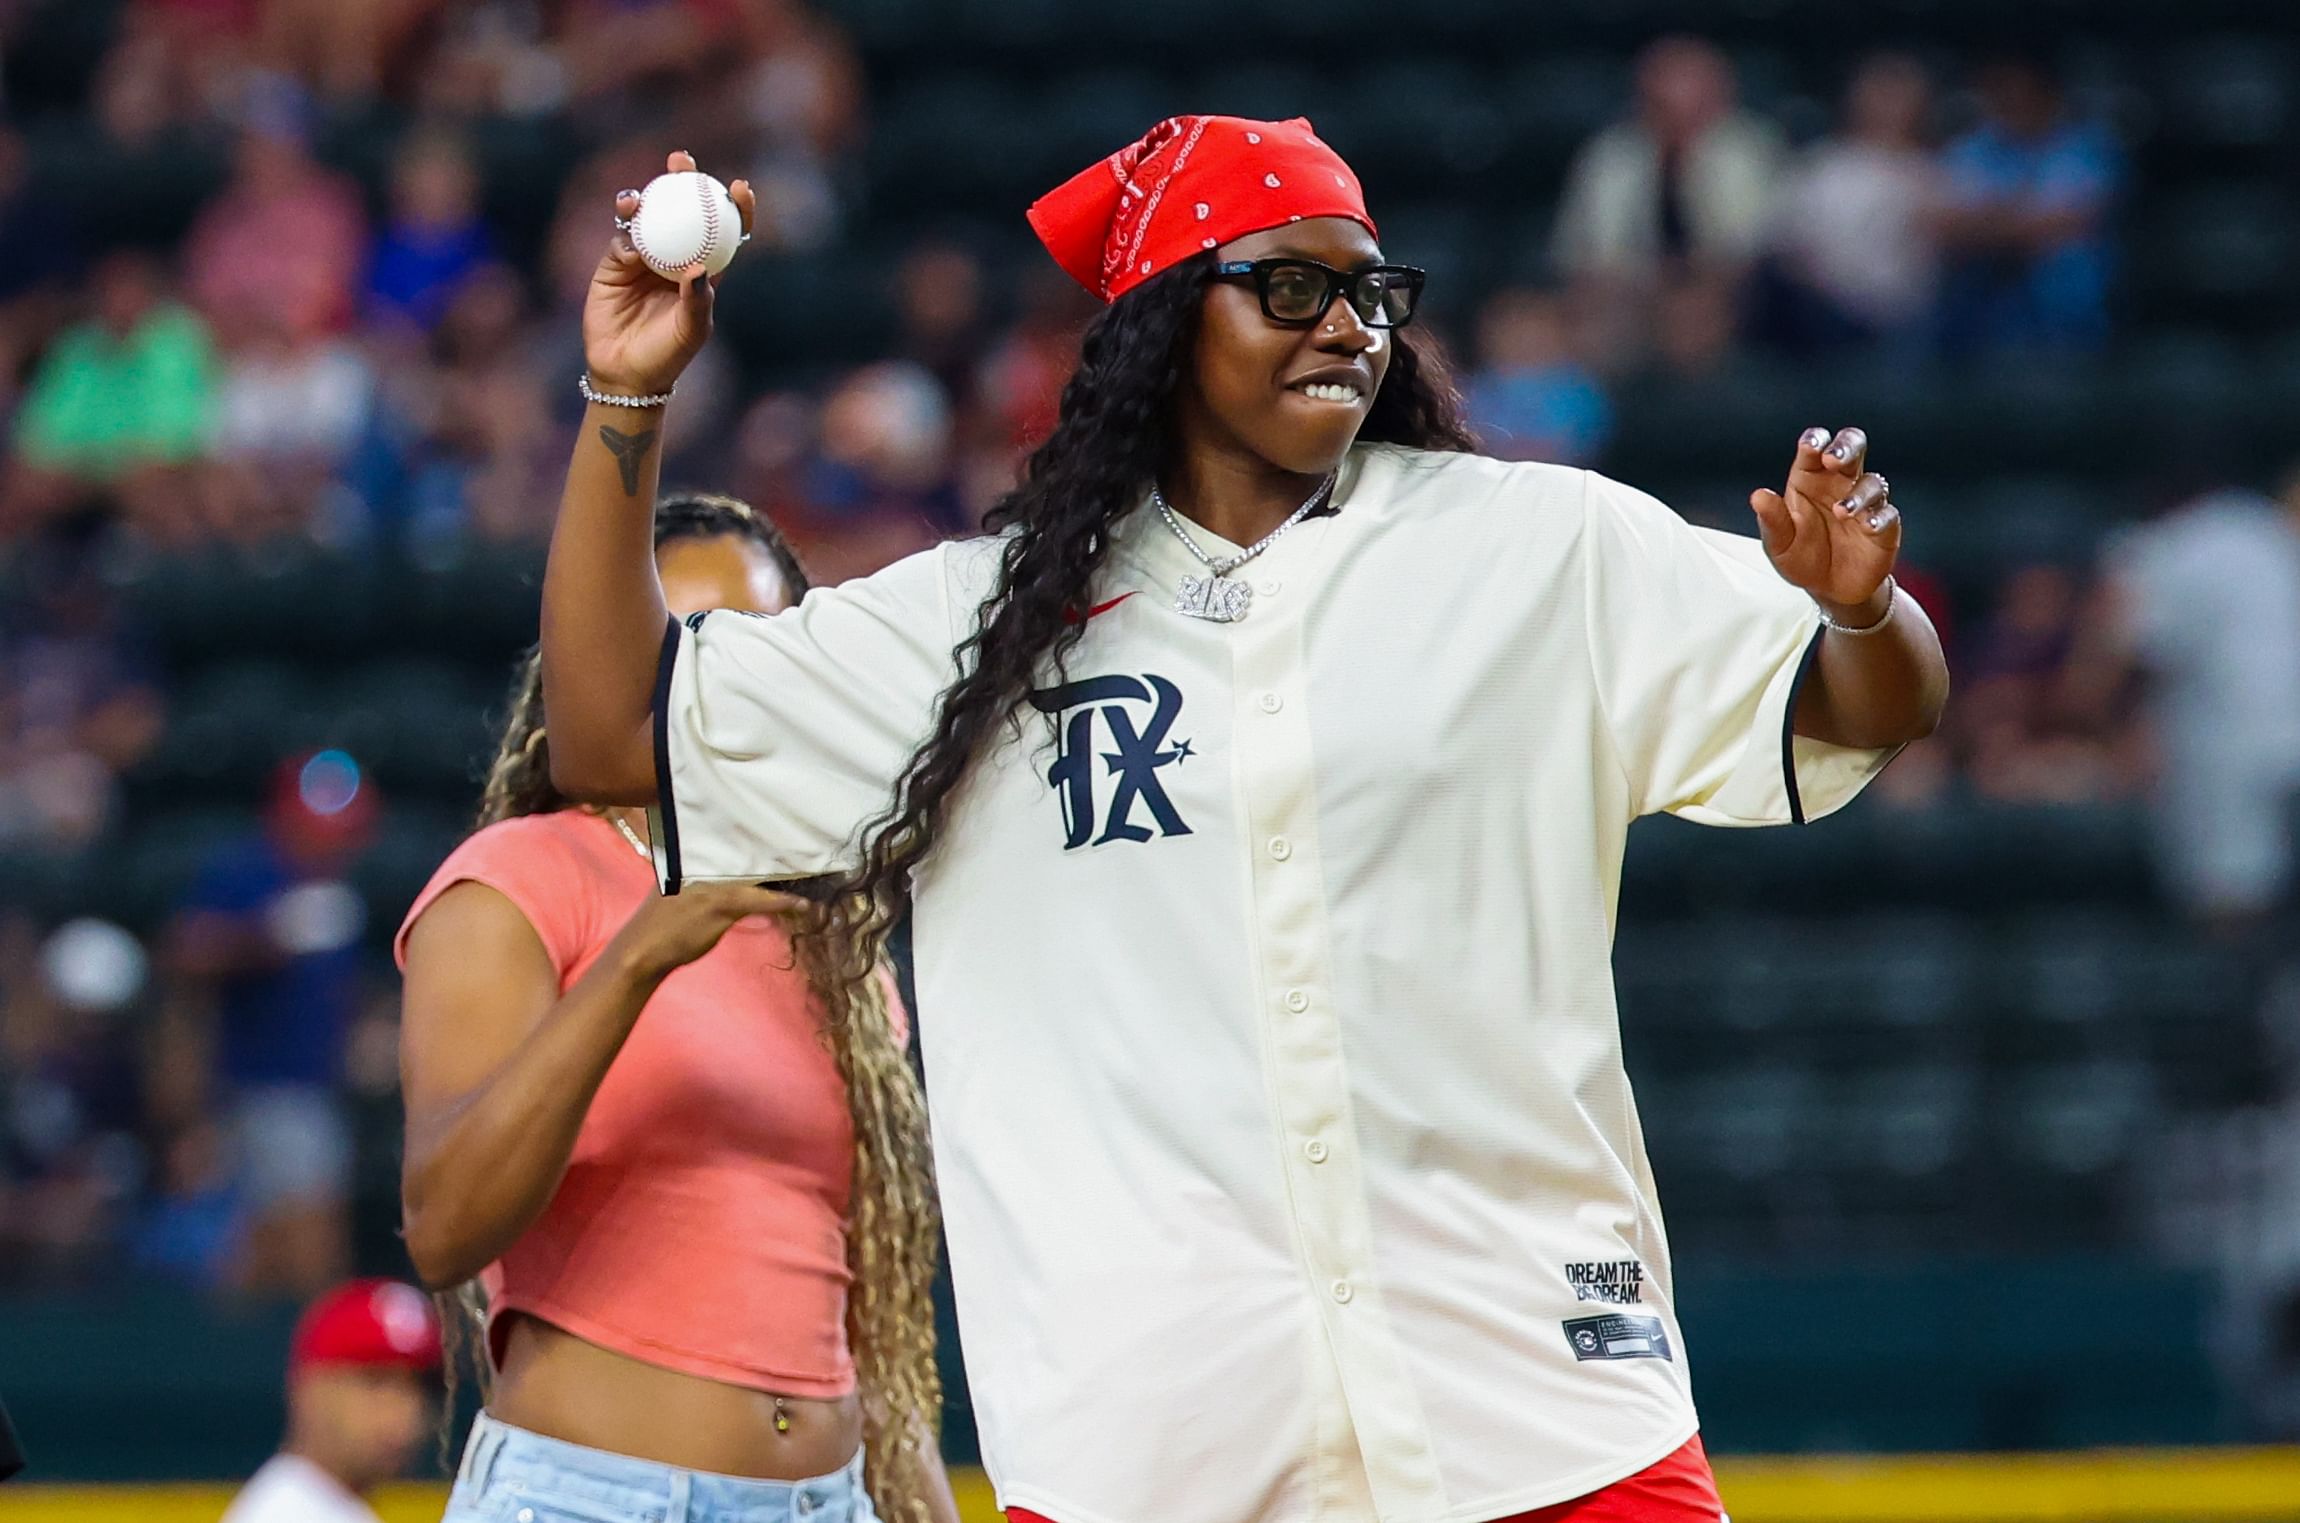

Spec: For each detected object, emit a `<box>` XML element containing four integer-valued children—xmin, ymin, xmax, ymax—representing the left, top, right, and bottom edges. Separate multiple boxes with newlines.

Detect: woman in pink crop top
<box><xmin>397</xmin><ymin>494</ymin><xmax>956</xmax><ymax>1523</ymax></box>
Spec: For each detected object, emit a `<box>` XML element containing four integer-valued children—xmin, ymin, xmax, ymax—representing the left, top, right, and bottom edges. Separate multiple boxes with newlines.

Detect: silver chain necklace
<box><xmin>1152</xmin><ymin>473</ymin><xmax>1334</xmax><ymax>623</ymax></box>
<box><xmin>608</xmin><ymin>811</ymin><xmax>652</xmax><ymax>863</ymax></box>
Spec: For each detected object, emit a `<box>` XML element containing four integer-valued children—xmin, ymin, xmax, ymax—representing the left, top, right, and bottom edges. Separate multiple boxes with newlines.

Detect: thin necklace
<box><xmin>1152</xmin><ymin>473</ymin><xmax>1333</xmax><ymax>624</ymax></box>
<box><xmin>608</xmin><ymin>811</ymin><xmax>651</xmax><ymax>863</ymax></box>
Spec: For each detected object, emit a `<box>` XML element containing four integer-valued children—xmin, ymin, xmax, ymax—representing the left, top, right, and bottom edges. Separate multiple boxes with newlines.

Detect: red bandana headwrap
<box><xmin>1028</xmin><ymin>115</ymin><xmax>1376</xmax><ymax>304</ymax></box>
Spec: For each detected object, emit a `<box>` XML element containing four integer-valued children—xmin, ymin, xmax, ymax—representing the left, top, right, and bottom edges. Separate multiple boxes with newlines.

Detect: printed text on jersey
<box><xmin>1027</xmin><ymin>674</ymin><xmax>1196</xmax><ymax>848</ymax></box>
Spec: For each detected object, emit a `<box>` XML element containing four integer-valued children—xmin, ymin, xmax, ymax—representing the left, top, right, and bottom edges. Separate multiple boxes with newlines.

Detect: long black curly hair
<box><xmin>799</xmin><ymin>248</ymin><xmax>1475</xmax><ymax>1035</ymax></box>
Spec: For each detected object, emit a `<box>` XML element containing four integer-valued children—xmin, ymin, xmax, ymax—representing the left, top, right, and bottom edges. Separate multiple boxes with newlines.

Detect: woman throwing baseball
<box><xmin>398</xmin><ymin>487</ymin><xmax>956</xmax><ymax>1523</ymax></box>
<box><xmin>546</xmin><ymin>133</ymin><xmax>1946</xmax><ymax>1523</ymax></box>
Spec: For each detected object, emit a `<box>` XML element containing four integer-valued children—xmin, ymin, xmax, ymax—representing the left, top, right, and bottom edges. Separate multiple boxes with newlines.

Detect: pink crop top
<box><xmin>394</xmin><ymin>809</ymin><xmax>903</xmax><ymax>1398</ymax></box>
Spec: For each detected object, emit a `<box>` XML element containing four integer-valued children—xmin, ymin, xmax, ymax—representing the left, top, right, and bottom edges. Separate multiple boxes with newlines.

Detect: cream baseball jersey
<box><xmin>649</xmin><ymin>445</ymin><xmax>1899</xmax><ymax>1523</ymax></box>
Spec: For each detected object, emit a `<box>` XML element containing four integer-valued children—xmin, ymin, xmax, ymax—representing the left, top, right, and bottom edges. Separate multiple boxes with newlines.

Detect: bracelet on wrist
<box><xmin>1817</xmin><ymin>575</ymin><xmax>1899</xmax><ymax>636</ymax></box>
<box><xmin>579</xmin><ymin>372</ymin><xmax>675</xmax><ymax>409</ymax></box>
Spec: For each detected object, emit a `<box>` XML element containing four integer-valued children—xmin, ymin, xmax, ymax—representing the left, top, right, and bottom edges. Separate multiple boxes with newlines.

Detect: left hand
<box><xmin>1748</xmin><ymin>426</ymin><xmax>1900</xmax><ymax>617</ymax></box>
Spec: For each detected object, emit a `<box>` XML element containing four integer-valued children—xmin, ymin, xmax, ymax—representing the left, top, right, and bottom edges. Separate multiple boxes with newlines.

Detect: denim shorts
<box><xmin>444</xmin><ymin>1411</ymin><xmax>881</xmax><ymax>1523</ymax></box>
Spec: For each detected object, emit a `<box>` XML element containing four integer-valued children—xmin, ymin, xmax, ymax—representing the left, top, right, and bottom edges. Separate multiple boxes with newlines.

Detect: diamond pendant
<box><xmin>1176</xmin><ymin>574</ymin><xmax>1251</xmax><ymax>622</ymax></box>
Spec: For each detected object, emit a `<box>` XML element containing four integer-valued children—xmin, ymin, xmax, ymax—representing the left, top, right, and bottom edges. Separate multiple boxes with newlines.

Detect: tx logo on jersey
<box><xmin>1028</xmin><ymin>674</ymin><xmax>1195</xmax><ymax>849</ymax></box>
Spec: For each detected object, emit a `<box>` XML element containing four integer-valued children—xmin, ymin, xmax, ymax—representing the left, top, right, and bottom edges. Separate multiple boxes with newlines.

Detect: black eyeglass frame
<box><xmin>1211</xmin><ymin>257</ymin><xmax>1427</xmax><ymax>330</ymax></box>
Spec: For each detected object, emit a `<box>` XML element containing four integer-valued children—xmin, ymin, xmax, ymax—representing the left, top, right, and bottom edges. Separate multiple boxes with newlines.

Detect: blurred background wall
<box><xmin>3</xmin><ymin>0</ymin><xmax>2300</xmax><ymax>1507</ymax></box>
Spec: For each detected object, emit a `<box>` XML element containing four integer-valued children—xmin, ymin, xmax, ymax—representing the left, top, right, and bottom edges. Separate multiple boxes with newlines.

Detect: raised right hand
<box><xmin>582</xmin><ymin>150</ymin><xmax>757</xmax><ymax>397</ymax></box>
<box><xmin>611</xmin><ymin>876</ymin><xmax>803</xmax><ymax>982</ymax></box>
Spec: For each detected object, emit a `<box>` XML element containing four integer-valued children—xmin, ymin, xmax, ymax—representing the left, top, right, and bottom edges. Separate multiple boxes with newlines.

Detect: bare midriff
<box><xmin>487</xmin><ymin>1312</ymin><xmax>864</xmax><ymax>1480</ymax></box>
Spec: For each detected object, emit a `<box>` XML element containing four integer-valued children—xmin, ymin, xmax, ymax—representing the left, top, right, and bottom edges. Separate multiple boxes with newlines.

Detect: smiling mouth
<box><xmin>1293</xmin><ymin>381</ymin><xmax>1365</xmax><ymax>404</ymax></box>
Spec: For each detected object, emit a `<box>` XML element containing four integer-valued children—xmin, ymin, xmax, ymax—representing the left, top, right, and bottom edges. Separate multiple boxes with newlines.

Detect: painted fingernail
<box><xmin>1802</xmin><ymin>428</ymin><xmax>1830</xmax><ymax>448</ymax></box>
<box><xmin>1867</xmin><ymin>513</ymin><xmax>1884</xmax><ymax>530</ymax></box>
<box><xmin>1828</xmin><ymin>445</ymin><xmax>1851</xmax><ymax>461</ymax></box>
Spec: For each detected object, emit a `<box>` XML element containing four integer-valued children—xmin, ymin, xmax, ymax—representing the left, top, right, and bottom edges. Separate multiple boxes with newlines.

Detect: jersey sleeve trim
<box><xmin>1780</xmin><ymin>624</ymin><xmax>1826</xmax><ymax>827</ymax></box>
<box><xmin>649</xmin><ymin>613</ymin><xmax>686</xmax><ymax>895</ymax></box>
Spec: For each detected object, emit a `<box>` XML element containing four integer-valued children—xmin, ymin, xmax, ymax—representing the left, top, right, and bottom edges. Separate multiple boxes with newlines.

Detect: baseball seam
<box><xmin>632</xmin><ymin>178</ymin><xmax>722</xmax><ymax>275</ymax></box>
<box><xmin>630</xmin><ymin>202</ymin><xmax>660</xmax><ymax>273</ymax></box>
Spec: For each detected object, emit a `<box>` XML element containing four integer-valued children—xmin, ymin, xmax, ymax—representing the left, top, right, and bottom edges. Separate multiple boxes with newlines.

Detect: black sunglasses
<box><xmin>1212</xmin><ymin>257</ymin><xmax>1426</xmax><ymax>330</ymax></box>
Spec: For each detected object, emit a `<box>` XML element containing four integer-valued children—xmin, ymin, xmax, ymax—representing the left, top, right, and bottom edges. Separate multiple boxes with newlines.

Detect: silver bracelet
<box><xmin>578</xmin><ymin>372</ymin><xmax>674</xmax><ymax>409</ymax></box>
<box><xmin>1818</xmin><ymin>575</ymin><xmax>1899</xmax><ymax>636</ymax></box>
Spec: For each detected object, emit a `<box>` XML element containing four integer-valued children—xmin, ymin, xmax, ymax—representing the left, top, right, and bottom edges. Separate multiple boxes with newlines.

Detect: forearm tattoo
<box><xmin>598</xmin><ymin>426</ymin><xmax>659</xmax><ymax>497</ymax></box>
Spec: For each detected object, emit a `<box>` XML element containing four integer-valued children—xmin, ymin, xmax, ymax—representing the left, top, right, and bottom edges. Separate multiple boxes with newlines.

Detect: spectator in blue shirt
<box><xmin>1936</xmin><ymin>47</ymin><xmax>2121</xmax><ymax>353</ymax></box>
<box><xmin>1463</xmin><ymin>288</ymin><xmax>1614</xmax><ymax>467</ymax></box>
<box><xmin>365</xmin><ymin>131</ymin><xmax>493</xmax><ymax>332</ymax></box>
<box><xmin>163</xmin><ymin>751</ymin><xmax>377</xmax><ymax>1294</ymax></box>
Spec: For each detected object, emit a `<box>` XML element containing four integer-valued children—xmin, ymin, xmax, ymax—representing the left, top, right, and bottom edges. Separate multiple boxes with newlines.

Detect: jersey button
<box><xmin>1305</xmin><ymin>1138</ymin><xmax>1329</xmax><ymax>1163</ymax></box>
<box><xmin>1267</xmin><ymin>835</ymin><xmax>1292</xmax><ymax>860</ymax></box>
<box><xmin>1259</xmin><ymin>691</ymin><xmax>1283</xmax><ymax>713</ymax></box>
<box><xmin>1283</xmin><ymin>988</ymin><xmax>1309</xmax><ymax>1012</ymax></box>
<box><xmin>1331</xmin><ymin>1279</ymin><xmax>1354</xmax><ymax>1304</ymax></box>
<box><xmin>1257</xmin><ymin>577</ymin><xmax>1282</xmax><ymax>596</ymax></box>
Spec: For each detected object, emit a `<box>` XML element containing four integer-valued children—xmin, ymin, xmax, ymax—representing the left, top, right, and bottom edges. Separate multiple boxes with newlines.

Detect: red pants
<box><xmin>1008</xmin><ymin>1433</ymin><xmax>1722</xmax><ymax>1523</ymax></box>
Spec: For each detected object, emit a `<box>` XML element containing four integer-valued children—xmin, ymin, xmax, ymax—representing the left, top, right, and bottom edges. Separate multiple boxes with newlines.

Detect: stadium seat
<box><xmin>1328</xmin><ymin>61</ymin><xmax>1507</xmax><ymax>189</ymax></box>
<box><xmin>722</xmin><ymin>247</ymin><xmax>910</xmax><ymax>378</ymax></box>
<box><xmin>1680</xmin><ymin>1258</ymin><xmax>2231</xmax><ymax>1452</ymax></box>
<box><xmin>2106</xmin><ymin>331</ymin><xmax>2250</xmax><ymax>461</ymax></box>
<box><xmin>1618</xmin><ymin>813</ymin><xmax>1711</xmax><ymax>919</ymax></box>
<box><xmin>2002</xmin><ymin>1057</ymin><xmax>2159</xmax><ymax>1182</ymax></box>
<box><xmin>2154</xmin><ymin>36</ymin><xmax>2295</xmax><ymax>153</ymax></box>
<box><xmin>949</xmin><ymin>0</ymin><xmax>1072</xmax><ymax>52</ymax></box>
<box><xmin>0</xmin><ymin>841</ymin><xmax>95</xmax><ymax>921</ymax></box>
<box><xmin>1707</xmin><ymin>920</ymin><xmax>1818</xmax><ymax>1037</ymax></box>
<box><xmin>1604</xmin><ymin>362</ymin><xmax>1810</xmax><ymax>483</ymax></box>
<box><xmin>2127</xmin><ymin>938</ymin><xmax>2270</xmax><ymax>1107</ymax></box>
<box><xmin>1947</xmin><ymin>357</ymin><xmax>2106</xmax><ymax>476</ymax></box>
<box><xmin>1918</xmin><ymin>477</ymin><xmax>2105</xmax><ymax>614</ymax></box>
<box><xmin>2138</xmin><ymin>183</ymin><xmax>2300</xmax><ymax>328</ymax></box>
<box><xmin>1878</xmin><ymin>799</ymin><xmax>2154</xmax><ymax>913</ymax></box>
<box><xmin>1188</xmin><ymin>64</ymin><xmax>1323</xmax><ymax>127</ymax></box>
<box><xmin>315</xmin><ymin>662</ymin><xmax>500</xmax><ymax>803</ymax></box>
<box><xmin>2254</xmin><ymin>331</ymin><xmax>2300</xmax><ymax>434</ymax></box>
<box><xmin>865</xmin><ymin>74</ymin><xmax>1036</xmax><ymax>215</ymax></box>
<box><xmin>1843</xmin><ymin>913</ymin><xmax>1984</xmax><ymax>1034</ymax></box>
<box><xmin>1615</xmin><ymin>920</ymin><xmax>1728</xmax><ymax>1054</ymax></box>
<box><xmin>1034</xmin><ymin>70</ymin><xmax>1175</xmax><ymax>178</ymax></box>
<box><xmin>122</xmin><ymin>662</ymin><xmax>319</xmax><ymax>810</ymax></box>
<box><xmin>1642</xmin><ymin>1065</ymin><xmax>1813</xmax><ymax>1187</ymax></box>
<box><xmin>1495</xmin><ymin>53</ymin><xmax>1632</xmax><ymax>191</ymax></box>
<box><xmin>350</xmin><ymin>806</ymin><xmax>471</xmax><ymax>944</ymax></box>
<box><xmin>1996</xmin><ymin>910</ymin><xmax>2150</xmax><ymax>1033</ymax></box>
<box><xmin>818</xmin><ymin>0</ymin><xmax>945</xmax><ymax>53</ymax></box>
<box><xmin>110</xmin><ymin>808</ymin><xmax>253</xmax><ymax>932</ymax></box>
<box><xmin>113</xmin><ymin>542</ymin><xmax>386</xmax><ymax>674</ymax></box>
<box><xmin>393</xmin><ymin>540</ymin><xmax>547</xmax><ymax>665</ymax></box>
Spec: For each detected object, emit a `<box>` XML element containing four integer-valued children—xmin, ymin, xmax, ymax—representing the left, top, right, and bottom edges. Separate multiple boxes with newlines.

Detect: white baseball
<box><xmin>629</xmin><ymin>170</ymin><xmax>741</xmax><ymax>278</ymax></box>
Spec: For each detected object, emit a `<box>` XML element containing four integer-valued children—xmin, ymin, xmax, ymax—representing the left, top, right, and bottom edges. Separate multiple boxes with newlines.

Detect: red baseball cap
<box><xmin>288</xmin><ymin>1279</ymin><xmax>442</xmax><ymax>1374</ymax></box>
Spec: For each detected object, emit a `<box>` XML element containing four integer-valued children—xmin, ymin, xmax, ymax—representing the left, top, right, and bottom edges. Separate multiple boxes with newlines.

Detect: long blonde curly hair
<box><xmin>443</xmin><ymin>493</ymin><xmax>943</xmax><ymax>1522</ymax></box>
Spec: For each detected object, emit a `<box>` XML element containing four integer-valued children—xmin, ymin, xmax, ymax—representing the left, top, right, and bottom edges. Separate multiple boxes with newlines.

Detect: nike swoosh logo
<box><xmin>1063</xmin><ymin>592</ymin><xmax>1139</xmax><ymax>625</ymax></box>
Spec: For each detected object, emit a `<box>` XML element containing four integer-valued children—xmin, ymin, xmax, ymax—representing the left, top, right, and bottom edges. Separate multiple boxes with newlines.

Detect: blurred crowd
<box><xmin>0</xmin><ymin>27</ymin><xmax>2137</xmax><ymax>551</ymax></box>
<box><xmin>3</xmin><ymin>3</ymin><xmax>2300</xmax><ymax>1298</ymax></box>
<box><xmin>1</xmin><ymin>750</ymin><xmax>400</xmax><ymax>1292</ymax></box>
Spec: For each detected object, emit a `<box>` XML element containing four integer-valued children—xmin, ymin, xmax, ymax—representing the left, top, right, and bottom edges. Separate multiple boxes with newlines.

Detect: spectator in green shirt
<box><xmin>12</xmin><ymin>251</ymin><xmax>215</xmax><ymax>486</ymax></box>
